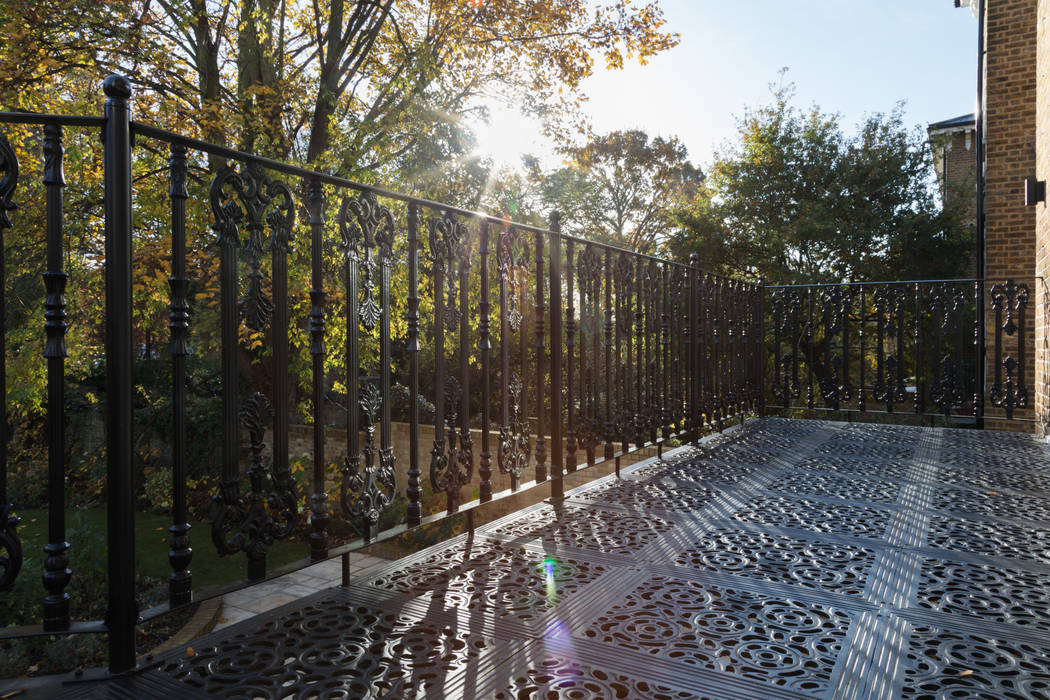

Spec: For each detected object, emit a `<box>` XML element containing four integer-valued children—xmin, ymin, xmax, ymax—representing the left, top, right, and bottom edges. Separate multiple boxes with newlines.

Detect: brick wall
<box><xmin>984</xmin><ymin>0</ymin><xmax>1039</xmax><ymax>431</ymax></box>
<box><xmin>1035</xmin><ymin>0</ymin><xmax>1050</xmax><ymax>432</ymax></box>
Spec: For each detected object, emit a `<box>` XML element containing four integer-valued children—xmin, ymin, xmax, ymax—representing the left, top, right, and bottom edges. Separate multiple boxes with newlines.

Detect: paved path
<box><xmin>215</xmin><ymin>554</ymin><xmax>390</xmax><ymax>630</ymax></box>
<box><xmin>56</xmin><ymin>418</ymin><xmax>1050</xmax><ymax>698</ymax></box>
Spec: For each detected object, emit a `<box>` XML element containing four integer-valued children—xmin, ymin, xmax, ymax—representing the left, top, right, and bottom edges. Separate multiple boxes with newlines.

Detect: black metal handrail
<box><xmin>0</xmin><ymin>76</ymin><xmax>762</xmax><ymax>674</ymax></box>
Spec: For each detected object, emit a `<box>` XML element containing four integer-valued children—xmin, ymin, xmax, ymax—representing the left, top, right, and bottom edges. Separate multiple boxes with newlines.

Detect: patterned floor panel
<box><xmin>54</xmin><ymin>418</ymin><xmax>1050</xmax><ymax>699</ymax></box>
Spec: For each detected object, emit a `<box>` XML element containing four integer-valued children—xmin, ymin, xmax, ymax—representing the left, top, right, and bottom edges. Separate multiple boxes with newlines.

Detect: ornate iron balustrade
<box><xmin>764</xmin><ymin>279</ymin><xmax>1037</xmax><ymax>424</ymax></box>
<box><xmin>0</xmin><ymin>77</ymin><xmax>762</xmax><ymax>675</ymax></box>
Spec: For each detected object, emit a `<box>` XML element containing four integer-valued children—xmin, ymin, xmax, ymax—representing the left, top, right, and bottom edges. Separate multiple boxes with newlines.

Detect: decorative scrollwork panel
<box><xmin>339</xmin><ymin>190</ymin><xmax>397</xmax><ymax>540</ymax></box>
<box><xmin>584</xmin><ymin>575</ymin><xmax>851</xmax><ymax>695</ymax></box>
<box><xmin>428</xmin><ymin>211</ymin><xmax>473</xmax><ymax>513</ymax></box>
<box><xmin>209</xmin><ymin>163</ymin><xmax>299</xmax><ymax>579</ymax></box>
<box><xmin>497</xmin><ymin>226</ymin><xmax>532</xmax><ymax>489</ymax></box>
<box><xmin>990</xmin><ymin>280</ymin><xmax>1030</xmax><ymax>418</ymax></box>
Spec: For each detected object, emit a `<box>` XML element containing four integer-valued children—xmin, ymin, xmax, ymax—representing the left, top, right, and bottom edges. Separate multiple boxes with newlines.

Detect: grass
<box><xmin>6</xmin><ymin>507</ymin><xmax>306</xmax><ymax>626</ymax></box>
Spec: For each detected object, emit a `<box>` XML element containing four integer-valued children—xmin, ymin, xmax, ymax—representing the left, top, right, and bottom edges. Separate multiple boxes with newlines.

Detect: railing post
<box><xmin>102</xmin><ymin>74</ymin><xmax>137</xmax><ymax>674</ymax></box>
<box><xmin>548</xmin><ymin>212</ymin><xmax>564</xmax><ymax>500</ymax></box>
<box><xmin>689</xmin><ymin>253</ymin><xmax>700</xmax><ymax>444</ymax></box>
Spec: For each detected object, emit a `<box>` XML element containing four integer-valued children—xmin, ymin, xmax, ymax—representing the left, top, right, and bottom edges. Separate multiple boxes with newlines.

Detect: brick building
<box><xmin>953</xmin><ymin>0</ymin><xmax>1041</xmax><ymax>430</ymax></box>
<box><xmin>928</xmin><ymin>113</ymin><xmax>977</xmax><ymax>218</ymax></box>
<box><xmin>928</xmin><ymin>114</ymin><xmax>978</xmax><ymax>275</ymax></box>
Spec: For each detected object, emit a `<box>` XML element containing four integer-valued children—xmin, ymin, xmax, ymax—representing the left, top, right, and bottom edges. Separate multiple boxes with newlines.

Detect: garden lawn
<box><xmin>5</xmin><ymin>507</ymin><xmax>306</xmax><ymax>628</ymax></box>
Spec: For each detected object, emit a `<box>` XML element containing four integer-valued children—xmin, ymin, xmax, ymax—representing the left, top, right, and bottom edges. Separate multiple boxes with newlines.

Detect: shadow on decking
<box><xmin>45</xmin><ymin>418</ymin><xmax>1050</xmax><ymax>698</ymax></box>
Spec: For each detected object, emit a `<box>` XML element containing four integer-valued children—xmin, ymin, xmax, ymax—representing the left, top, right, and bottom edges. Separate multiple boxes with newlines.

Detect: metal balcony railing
<box><xmin>0</xmin><ymin>76</ymin><xmax>761</xmax><ymax>674</ymax></box>
<box><xmin>763</xmin><ymin>278</ymin><xmax>1037</xmax><ymax>424</ymax></box>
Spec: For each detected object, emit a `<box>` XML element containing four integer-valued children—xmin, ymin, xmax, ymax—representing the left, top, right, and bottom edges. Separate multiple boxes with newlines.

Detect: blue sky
<box><xmin>473</xmin><ymin>1</ymin><xmax>977</xmax><ymax>169</ymax></box>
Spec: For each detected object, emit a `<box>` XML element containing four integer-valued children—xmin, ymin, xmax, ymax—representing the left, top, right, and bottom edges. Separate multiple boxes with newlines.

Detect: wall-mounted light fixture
<box><xmin>1025</xmin><ymin>177</ymin><xmax>1045</xmax><ymax>206</ymax></box>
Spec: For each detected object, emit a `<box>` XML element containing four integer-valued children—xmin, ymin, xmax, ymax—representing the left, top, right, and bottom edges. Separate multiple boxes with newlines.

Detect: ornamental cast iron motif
<box><xmin>583</xmin><ymin>575</ymin><xmax>851</xmax><ymax>695</ymax></box>
<box><xmin>497</xmin><ymin>226</ymin><xmax>531</xmax><ymax>489</ymax></box>
<box><xmin>210</xmin><ymin>162</ymin><xmax>298</xmax><ymax>579</ymax></box>
<box><xmin>212</xmin><ymin>392</ymin><xmax>296</xmax><ymax>580</ymax></box>
<box><xmin>872</xmin><ymin>285</ymin><xmax>908</xmax><ymax>412</ymax></box>
<box><xmin>674</xmin><ymin>529</ymin><xmax>876</xmax><ymax>598</ymax></box>
<box><xmin>929</xmin><ymin>282</ymin><xmax>969</xmax><ymax>416</ymax></box>
<box><xmin>576</xmin><ymin>243</ymin><xmax>604</xmax><ymax>462</ymax></box>
<box><xmin>428</xmin><ymin>211</ymin><xmax>473</xmax><ymax>513</ymax></box>
<box><xmin>0</xmin><ymin>134</ymin><xmax>20</xmax><ymax>592</ymax></box>
<box><xmin>369</xmin><ymin>539</ymin><xmax>608</xmax><ymax>622</ymax></box>
<box><xmin>902</xmin><ymin>625</ymin><xmax>1050</xmax><ymax>700</ymax></box>
<box><xmin>819</xmin><ymin>285</ymin><xmax>853</xmax><ymax>409</ymax></box>
<box><xmin>613</xmin><ymin>252</ymin><xmax>635</xmax><ymax>445</ymax></box>
<box><xmin>339</xmin><ymin>190</ymin><xmax>396</xmax><ymax>539</ymax></box>
<box><xmin>917</xmin><ymin>557</ymin><xmax>1050</xmax><ymax>630</ymax></box>
<box><xmin>771</xmin><ymin>287</ymin><xmax>803</xmax><ymax>407</ymax></box>
<box><xmin>210</xmin><ymin>162</ymin><xmax>295</xmax><ymax>331</ymax></box>
<box><xmin>990</xmin><ymin>280</ymin><xmax>1029</xmax><ymax>418</ymax></box>
<box><xmin>493</xmin><ymin>658</ymin><xmax>696</xmax><ymax>700</ymax></box>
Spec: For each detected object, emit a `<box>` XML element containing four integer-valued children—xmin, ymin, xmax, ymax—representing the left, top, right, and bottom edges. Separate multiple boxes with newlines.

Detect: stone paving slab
<box><xmin>51</xmin><ymin>418</ymin><xmax>1050</xmax><ymax>698</ymax></box>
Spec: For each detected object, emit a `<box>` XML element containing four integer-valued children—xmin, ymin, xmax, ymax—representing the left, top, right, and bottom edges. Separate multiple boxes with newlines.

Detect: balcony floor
<box><xmin>59</xmin><ymin>418</ymin><xmax>1050</xmax><ymax>699</ymax></box>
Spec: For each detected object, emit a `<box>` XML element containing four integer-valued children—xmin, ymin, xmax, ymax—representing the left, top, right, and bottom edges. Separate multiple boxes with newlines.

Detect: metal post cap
<box><xmin>103</xmin><ymin>75</ymin><xmax>132</xmax><ymax>99</ymax></box>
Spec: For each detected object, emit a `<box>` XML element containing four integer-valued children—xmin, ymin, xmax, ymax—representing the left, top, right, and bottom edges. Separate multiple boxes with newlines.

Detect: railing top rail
<box><xmin>0</xmin><ymin>110</ymin><xmax>758</xmax><ymax>278</ymax></box>
<box><xmin>764</xmin><ymin>276</ymin><xmax>1042</xmax><ymax>289</ymax></box>
<box><xmin>130</xmin><ymin>121</ymin><xmax>556</xmax><ymax>235</ymax></box>
<box><xmin>0</xmin><ymin>111</ymin><xmax>105</xmax><ymax>127</ymax></box>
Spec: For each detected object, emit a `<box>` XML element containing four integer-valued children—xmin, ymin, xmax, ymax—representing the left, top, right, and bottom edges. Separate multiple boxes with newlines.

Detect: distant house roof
<box><xmin>928</xmin><ymin>114</ymin><xmax>976</xmax><ymax>133</ymax></box>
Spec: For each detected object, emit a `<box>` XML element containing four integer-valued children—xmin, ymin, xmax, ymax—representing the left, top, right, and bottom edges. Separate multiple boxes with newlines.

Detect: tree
<box><xmin>2</xmin><ymin>1</ymin><xmax>678</xmax><ymax>177</ymax></box>
<box><xmin>666</xmin><ymin>79</ymin><xmax>973</xmax><ymax>284</ymax></box>
<box><xmin>530</xmin><ymin>129</ymin><xmax>703</xmax><ymax>254</ymax></box>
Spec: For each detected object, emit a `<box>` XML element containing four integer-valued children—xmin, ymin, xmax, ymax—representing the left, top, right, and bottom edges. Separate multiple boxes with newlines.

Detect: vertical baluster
<box><xmin>859</xmin><ymin>285</ymin><xmax>867</xmax><ymax>412</ymax></box>
<box><xmin>269</xmin><ymin>179</ymin><xmax>293</xmax><ymax>564</ymax></box>
<box><xmin>42</xmin><ymin>122</ymin><xmax>70</xmax><ymax>631</ymax></box>
<box><xmin>457</xmin><ymin>221</ymin><xmax>472</xmax><ymax>507</ymax></box>
<box><xmin>564</xmin><ymin>238</ymin><xmax>576</xmax><ymax>473</ymax></box>
<box><xmin>842</xmin><ymin>287</ymin><xmax>851</xmax><ymax>408</ymax></box>
<box><xmin>497</xmin><ymin>226</ymin><xmax>521</xmax><ymax>492</ymax></box>
<box><xmin>591</xmin><ymin>249</ymin><xmax>602</xmax><ymax>464</ymax></box>
<box><xmin>634</xmin><ymin>256</ymin><xmax>644</xmax><ymax>447</ymax></box>
<box><xmin>659</xmin><ymin>263</ymin><xmax>668</xmax><ymax>440</ymax></box>
<box><xmin>759</xmin><ymin>284</ymin><xmax>767</xmax><ymax>415</ymax></box>
<box><xmin>519</xmin><ymin>233</ymin><xmax>530</xmax><ymax>481</ymax></box>
<box><xmin>548</xmin><ymin>213</ymin><xmax>563</xmax><ymax>499</ymax></box>
<box><xmin>167</xmin><ymin>143</ymin><xmax>192</xmax><ymax>605</ymax></box>
<box><xmin>406</xmin><ymin>204</ymin><xmax>421</xmax><ymax>527</ymax></box>
<box><xmin>1016</xmin><ymin>281</ymin><xmax>1024</xmax><ymax>411</ymax></box>
<box><xmin>773</xmin><ymin>291</ymin><xmax>782</xmax><ymax>407</ymax></box>
<box><xmin>603</xmin><ymin>248</ymin><xmax>614</xmax><ymax>460</ymax></box>
<box><xmin>688</xmin><ymin>254</ymin><xmax>699</xmax><ymax>442</ymax></box>
<box><xmin>379</xmin><ymin>205</ymin><xmax>395</xmax><ymax>527</ymax></box>
<box><xmin>0</xmin><ymin>134</ymin><xmax>20</xmax><ymax>594</ymax></box>
<box><xmin>914</xmin><ymin>283</ymin><xmax>922</xmax><ymax>414</ymax></box>
<box><xmin>975</xmin><ymin>280</ymin><xmax>983</xmax><ymax>420</ymax></box>
<box><xmin>896</xmin><ymin>289</ymin><xmax>906</xmax><ymax>409</ymax></box>
<box><xmin>102</xmin><ymin>76</ymin><xmax>137</xmax><ymax>672</ymax></box>
<box><xmin>479</xmin><ymin>221</ymin><xmax>492</xmax><ymax>502</ymax></box>
<box><xmin>643</xmin><ymin>262</ymin><xmax>653</xmax><ymax>443</ymax></box>
<box><xmin>345</xmin><ymin>203</ymin><xmax>361</xmax><ymax>527</ymax></box>
<box><xmin>806</xmin><ymin>286</ymin><xmax>814</xmax><ymax>409</ymax></box>
<box><xmin>307</xmin><ymin>178</ymin><xmax>329</xmax><ymax>559</ymax></box>
<box><xmin>876</xmin><ymin>289</ymin><xmax>886</xmax><ymax>410</ymax></box>
<box><xmin>619</xmin><ymin>254</ymin><xmax>631</xmax><ymax>451</ymax></box>
<box><xmin>534</xmin><ymin>228</ymin><xmax>547</xmax><ymax>483</ymax></box>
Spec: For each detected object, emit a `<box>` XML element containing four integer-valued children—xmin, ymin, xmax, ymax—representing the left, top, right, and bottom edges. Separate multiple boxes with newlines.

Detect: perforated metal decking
<box><xmin>58</xmin><ymin>418</ymin><xmax>1050</xmax><ymax>699</ymax></box>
